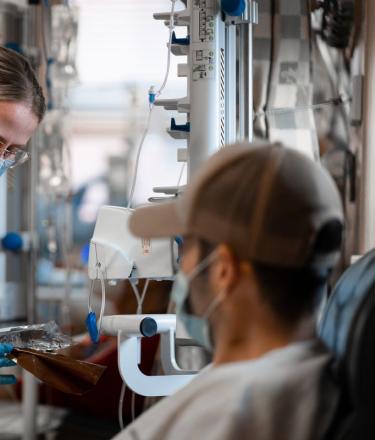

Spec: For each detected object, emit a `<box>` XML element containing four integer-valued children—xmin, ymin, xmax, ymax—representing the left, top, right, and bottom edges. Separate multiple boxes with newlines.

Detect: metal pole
<box><xmin>247</xmin><ymin>2</ymin><xmax>254</xmax><ymax>143</ymax></box>
<box><xmin>0</xmin><ymin>176</ymin><xmax>6</xmax><ymax>299</ymax></box>
<box><xmin>225</xmin><ymin>24</ymin><xmax>237</xmax><ymax>144</ymax></box>
<box><xmin>359</xmin><ymin>0</ymin><xmax>375</xmax><ymax>253</ymax></box>
<box><xmin>237</xmin><ymin>1</ymin><xmax>255</xmax><ymax>142</ymax></box>
<box><xmin>26</xmin><ymin>132</ymin><xmax>39</xmax><ymax>325</ymax></box>
<box><xmin>22</xmin><ymin>372</ymin><xmax>38</xmax><ymax>440</ymax></box>
<box><xmin>22</xmin><ymin>5</ymin><xmax>40</xmax><ymax>439</ymax></box>
<box><xmin>22</xmin><ymin>129</ymin><xmax>40</xmax><ymax>440</ymax></box>
<box><xmin>238</xmin><ymin>23</ymin><xmax>246</xmax><ymax>141</ymax></box>
<box><xmin>188</xmin><ymin>0</ymin><xmax>225</xmax><ymax>177</ymax></box>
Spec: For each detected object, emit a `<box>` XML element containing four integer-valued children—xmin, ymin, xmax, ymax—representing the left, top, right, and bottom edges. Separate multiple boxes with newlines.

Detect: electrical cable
<box><xmin>131</xmin><ymin>391</ymin><xmax>136</xmax><ymax>422</ymax></box>
<box><xmin>116</xmin><ymin>0</ymin><xmax>177</xmax><ymax>427</ymax></box>
<box><xmin>87</xmin><ymin>271</ymin><xmax>106</xmax><ymax>340</ymax></box>
<box><xmin>87</xmin><ymin>242</ymin><xmax>107</xmax><ymax>343</ymax></box>
<box><xmin>97</xmin><ymin>273</ymin><xmax>106</xmax><ymax>335</ymax></box>
<box><xmin>118</xmin><ymin>279</ymin><xmax>151</xmax><ymax>429</ymax></box>
<box><xmin>40</xmin><ymin>0</ymin><xmax>54</xmax><ymax>109</ymax></box>
<box><xmin>156</xmin><ymin>0</ymin><xmax>177</xmax><ymax>98</ymax></box>
<box><xmin>126</xmin><ymin>107</ymin><xmax>153</xmax><ymax>208</ymax></box>
<box><xmin>177</xmin><ymin>162</ymin><xmax>186</xmax><ymax>188</ymax></box>
<box><xmin>138</xmin><ymin>279</ymin><xmax>151</xmax><ymax>314</ymax></box>
<box><xmin>129</xmin><ymin>279</ymin><xmax>150</xmax><ymax>315</ymax></box>
<box><xmin>254</xmin><ymin>94</ymin><xmax>350</xmax><ymax>120</ymax></box>
<box><xmin>129</xmin><ymin>280</ymin><xmax>141</xmax><ymax>306</ymax></box>
<box><xmin>118</xmin><ymin>381</ymin><xmax>126</xmax><ymax>430</ymax></box>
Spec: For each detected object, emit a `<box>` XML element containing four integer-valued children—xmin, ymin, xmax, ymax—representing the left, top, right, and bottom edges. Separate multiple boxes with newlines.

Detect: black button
<box><xmin>139</xmin><ymin>317</ymin><xmax>157</xmax><ymax>337</ymax></box>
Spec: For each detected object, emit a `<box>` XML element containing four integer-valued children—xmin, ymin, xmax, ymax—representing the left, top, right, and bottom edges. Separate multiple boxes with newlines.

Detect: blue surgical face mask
<box><xmin>0</xmin><ymin>158</ymin><xmax>14</xmax><ymax>177</ymax></box>
<box><xmin>171</xmin><ymin>251</ymin><xmax>224</xmax><ymax>352</ymax></box>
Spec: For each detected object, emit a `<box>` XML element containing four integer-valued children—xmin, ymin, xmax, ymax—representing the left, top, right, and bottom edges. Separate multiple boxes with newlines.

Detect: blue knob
<box><xmin>2</xmin><ymin>232</ymin><xmax>23</xmax><ymax>251</ymax></box>
<box><xmin>221</xmin><ymin>0</ymin><xmax>246</xmax><ymax>16</ymax></box>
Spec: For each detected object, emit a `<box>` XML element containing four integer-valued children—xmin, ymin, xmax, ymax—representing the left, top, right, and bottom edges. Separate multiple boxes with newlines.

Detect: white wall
<box><xmin>73</xmin><ymin>0</ymin><xmax>186</xmax><ymax>94</ymax></box>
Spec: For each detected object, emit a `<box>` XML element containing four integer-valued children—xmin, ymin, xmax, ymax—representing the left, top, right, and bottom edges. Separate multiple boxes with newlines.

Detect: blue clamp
<box><xmin>2</xmin><ymin>232</ymin><xmax>23</xmax><ymax>252</ymax></box>
<box><xmin>86</xmin><ymin>311</ymin><xmax>99</xmax><ymax>344</ymax></box>
<box><xmin>80</xmin><ymin>243</ymin><xmax>90</xmax><ymax>266</ymax></box>
<box><xmin>148</xmin><ymin>86</ymin><xmax>157</xmax><ymax>104</ymax></box>
<box><xmin>171</xmin><ymin>118</ymin><xmax>190</xmax><ymax>132</ymax></box>
<box><xmin>221</xmin><ymin>0</ymin><xmax>246</xmax><ymax>16</ymax></box>
<box><xmin>171</xmin><ymin>31</ymin><xmax>190</xmax><ymax>46</ymax></box>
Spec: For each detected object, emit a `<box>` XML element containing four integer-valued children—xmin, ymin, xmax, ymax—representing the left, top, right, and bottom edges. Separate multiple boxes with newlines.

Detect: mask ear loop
<box><xmin>203</xmin><ymin>290</ymin><xmax>226</xmax><ymax>319</ymax></box>
<box><xmin>171</xmin><ymin>249</ymin><xmax>219</xmax><ymax>313</ymax></box>
<box><xmin>185</xmin><ymin>249</ymin><xmax>219</xmax><ymax>281</ymax></box>
<box><xmin>179</xmin><ymin>250</ymin><xmax>225</xmax><ymax>322</ymax></box>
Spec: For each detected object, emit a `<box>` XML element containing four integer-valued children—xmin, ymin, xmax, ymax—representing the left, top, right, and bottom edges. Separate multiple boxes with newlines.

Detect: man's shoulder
<box><xmin>228</xmin><ymin>340</ymin><xmax>335</xmax><ymax>440</ymax></box>
<box><xmin>113</xmin><ymin>339</ymin><xmax>332</xmax><ymax>440</ymax></box>
<box><xmin>207</xmin><ymin>338</ymin><xmax>331</xmax><ymax>386</ymax></box>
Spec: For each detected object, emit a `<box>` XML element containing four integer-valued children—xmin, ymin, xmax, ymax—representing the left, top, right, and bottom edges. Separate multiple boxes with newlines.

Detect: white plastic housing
<box><xmin>88</xmin><ymin>206</ymin><xmax>175</xmax><ymax>280</ymax></box>
<box><xmin>101</xmin><ymin>314</ymin><xmax>197</xmax><ymax>396</ymax></box>
<box><xmin>101</xmin><ymin>314</ymin><xmax>177</xmax><ymax>336</ymax></box>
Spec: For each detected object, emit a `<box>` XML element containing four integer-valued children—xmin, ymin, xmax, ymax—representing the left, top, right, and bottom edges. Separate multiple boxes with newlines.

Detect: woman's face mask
<box><xmin>0</xmin><ymin>158</ymin><xmax>14</xmax><ymax>177</ymax></box>
<box><xmin>171</xmin><ymin>251</ymin><xmax>224</xmax><ymax>352</ymax></box>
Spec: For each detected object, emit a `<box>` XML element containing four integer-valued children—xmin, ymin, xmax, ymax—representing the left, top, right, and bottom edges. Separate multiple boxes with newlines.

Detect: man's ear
<box><xmin>209</xmin><ymin>244</ymin><xmax>240</xmax><ymax>296</ymax></box>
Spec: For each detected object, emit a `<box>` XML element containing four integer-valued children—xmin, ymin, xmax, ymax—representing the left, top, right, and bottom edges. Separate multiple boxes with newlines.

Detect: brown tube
<box><xmin>8</xmin><ymin>348</ymin><xmax>107</xmax><ymax>396</ymax></box>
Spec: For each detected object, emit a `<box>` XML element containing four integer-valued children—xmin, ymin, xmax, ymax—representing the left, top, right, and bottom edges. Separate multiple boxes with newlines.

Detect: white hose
<box><xmin>118</xmin><ymin>381</ymin><xmax>126</xmax><ymax>430</ymax></box>
<box><xmin>126</xmin><ymin>0</ymin><xmax>177</xmax><ymax>208</ymax></box>
<box><xmin>126</xmin><ymin>107</ymin><xmax>153</xmax><ymax>208</ymax></box>
<box><xmin>118</xmin><ymin>279</ymin><xmax>151</xmax><ymax>428</ymax></box>
<box><xmin>97</xmin><ymin>272</ymin><xmax>106</xmax><ymax>334</ymax></box>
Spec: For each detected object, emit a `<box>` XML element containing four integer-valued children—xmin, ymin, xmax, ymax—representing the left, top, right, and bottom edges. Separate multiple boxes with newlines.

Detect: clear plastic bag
<box><xmin>0</xmin><ymin>321</ymin><xmax>72</xmax><ymax>352</ymax></box>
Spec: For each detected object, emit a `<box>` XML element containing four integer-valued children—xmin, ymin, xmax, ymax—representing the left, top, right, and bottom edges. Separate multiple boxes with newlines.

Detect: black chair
<box><xmin>319</xmin><ymin>249</ymin><xmax>375</xmax><ymax>439</ymax></box>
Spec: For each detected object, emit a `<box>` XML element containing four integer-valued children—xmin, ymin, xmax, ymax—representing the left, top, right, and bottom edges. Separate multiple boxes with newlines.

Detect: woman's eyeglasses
<box><xmin>0</xmin><ymin>145</ymin><xmax>30</xmax><ymax>168</ymax></box>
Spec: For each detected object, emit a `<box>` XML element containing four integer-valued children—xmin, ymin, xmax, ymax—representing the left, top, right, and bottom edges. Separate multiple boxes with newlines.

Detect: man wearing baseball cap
<box><xmin>114</xmin><ymin>142</ymin><xmax>343</xmax><ymax>440</ymax></box>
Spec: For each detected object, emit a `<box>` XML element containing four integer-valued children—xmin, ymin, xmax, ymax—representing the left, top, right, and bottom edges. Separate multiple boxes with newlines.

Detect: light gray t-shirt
<box><xmin>113</xmin><ymin>339</ymin><xmax>332</xmax><ymax>440</ymax></box>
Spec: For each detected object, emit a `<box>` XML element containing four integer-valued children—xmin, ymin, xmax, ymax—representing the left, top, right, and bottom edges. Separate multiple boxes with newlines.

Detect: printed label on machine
<box><xmin>193</xmin><ymin>0</ymin><xmax>216</xmax><ymax>11</ymax></box>
<box><xmin>192</xmin><ymin>49</ymin><xmax>215</xmax><ymax>81</ymax></box>
<box><xmin>191</xmin><ymin>0</ymin><xmax>218</xmax><ymax>81</ymax></box>
<box><xmin>141</xmin><ymin>238</ymin><xmax>152</xmax><ymax>255</ymax></box>
<box><xmin>192</xmin><ymin>3</ymin><xmax>216</xmax><ymax>44</ymax></box>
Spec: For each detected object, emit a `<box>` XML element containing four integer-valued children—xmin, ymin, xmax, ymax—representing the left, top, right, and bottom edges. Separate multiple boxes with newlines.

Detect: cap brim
<box><xmin>129</xmin><ymin>200</ymin><xmax>185</xmax><ymax>238</ymax></box>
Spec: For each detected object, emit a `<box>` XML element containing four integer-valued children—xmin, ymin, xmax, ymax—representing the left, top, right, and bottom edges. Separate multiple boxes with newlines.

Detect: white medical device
<box><xmin>87</xmin><ymin>1</ymin><xmax>259</xmax><ymax>398</ymax></box>
<box><xmin>154</xmin><ymin>0</ymin><xmax>257</xmax><ymax>181</ymax></box>
<box><xmin>101</xmin><ymin>314</ymin><xmax>197</xmax><ymax>396</ymax></box>
<box><xmin>88</xmin><ymin>206</ymin><xmax>197</xmax><ymax>396</ymax></box>
<box><xmin>88</xmin><ymin>205</ymin><xmax>175</xmax><ymax>281</ymax></box>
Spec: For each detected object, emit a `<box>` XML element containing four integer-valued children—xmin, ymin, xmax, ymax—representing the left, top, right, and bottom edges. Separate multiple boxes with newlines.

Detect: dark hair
<box><xmin>250</xmin><ymin>263</ymin><xmax>327</xmax><ymax>323</ymax></box>
<box><xmin>196</xmin><ymin>219</ymin><xmax>343</xmax><ymax>325</ymax></box>
<box><xmin>0</xmin><ymin>46</ymin><xmax>46</xmax><ymax>121</ymax></box>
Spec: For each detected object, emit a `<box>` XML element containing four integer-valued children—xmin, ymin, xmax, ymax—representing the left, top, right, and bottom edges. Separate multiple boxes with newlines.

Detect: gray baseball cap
<box><xmin>129</xmin><ymin>142</ymin><xmax>344</xmax><ymax>269</ymax></box>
